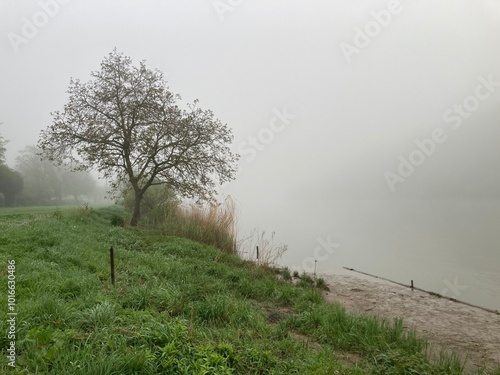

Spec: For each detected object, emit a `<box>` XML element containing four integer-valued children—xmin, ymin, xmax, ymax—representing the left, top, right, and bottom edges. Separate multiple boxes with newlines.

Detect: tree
<box><xmin>0</xmin><ymin>165</ymin><xmax>23</xmax><ymax>206</ymax></box>
<box><xmin>16</xmin><ymin>145</ymin><xmax>62</xmax><ymax>205</ymax></box>
<box><xmin>123</xmin><ymin>181</ymin><xmax>179</xmax><ymax>226</ymax></box>
<box><xmin>0</xmin><ymin>125</ymin><xmax>23</xmax><ymax>206</ymax></box>
<box><xmin>0</xmin><ymin>123</ymin><xmax>8</xmax><ymax>165</ymax></box>
<box><xmin>38</xmin><ymin>50</ymin><xmax>239</xmax><ymax>226</ymax></box>
<box><xmin>61</xmin><ymin>170</ymin><xmax>96</xmax><ymax>203</ymax></box>
<box><xmin>16</xmin><ymin>146</ymin><xmax>97</xmax><ymax>205</ymax></box>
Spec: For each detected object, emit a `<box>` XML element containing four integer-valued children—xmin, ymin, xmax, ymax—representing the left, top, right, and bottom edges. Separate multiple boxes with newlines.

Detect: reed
<box><xmin>162</xmin><ymin>196</ymin><xmax>238</xmax><ymax>254</ymax></box>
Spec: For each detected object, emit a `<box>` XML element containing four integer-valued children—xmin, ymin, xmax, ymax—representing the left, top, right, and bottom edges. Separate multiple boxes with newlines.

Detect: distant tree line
<box><xmin>0</xmin><ymin>125</ymin><xmax>23</xmax><ymax>206</ymax></box>
<box><xmin>0</xmin><ymin>126</ymin><xmax>98</xmax><ymax>207</ymax></box>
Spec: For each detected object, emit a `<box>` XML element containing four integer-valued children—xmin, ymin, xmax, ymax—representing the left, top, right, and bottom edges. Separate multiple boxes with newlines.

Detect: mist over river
<box><xmin>238</xmin><ymin>198</ymin><xmax>500</xmax><ymax>311</ymax></box>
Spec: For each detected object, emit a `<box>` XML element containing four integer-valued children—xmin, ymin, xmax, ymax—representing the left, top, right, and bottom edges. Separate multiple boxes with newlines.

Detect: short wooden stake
<box><xmin>411</xmin><ymin>280</ymin><xmax>414</xmax><ymax>290</ymax></box>
<box><xmin>256</xmin><ymin>246</ymin><xmax>259</xmax><ymax>261</ymax></box>
<box><xmin>110</xmin><ymin>246</ymin><xmax>115</xmax><ymax>286</ymax></box>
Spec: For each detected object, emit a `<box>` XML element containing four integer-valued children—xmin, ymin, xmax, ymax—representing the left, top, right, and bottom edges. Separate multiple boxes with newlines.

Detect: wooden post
<box><xmin>110</xmin><ymin>246</ymin><xmax>115</xmax><ymax>286</ymax></box>
<box><xmin>411</xmin><ymin>280</ymin><xmax>414</xmax><ymax>290</ymax></box>
<box><xmin>256</xmin><ymin>246</ymin><xmax>259</xmax><ymax>262</ymax></box>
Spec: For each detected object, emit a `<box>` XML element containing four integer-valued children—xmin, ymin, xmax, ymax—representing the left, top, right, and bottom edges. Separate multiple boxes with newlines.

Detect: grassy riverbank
<box><xmin>0</xmin><ymin>206</ymin><xmax>497</xmax><ymax>374</ymax></box>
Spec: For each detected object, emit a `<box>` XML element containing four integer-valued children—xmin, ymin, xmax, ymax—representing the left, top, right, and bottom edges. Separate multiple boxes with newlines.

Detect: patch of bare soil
<box><xmin>321</xmin><ymin>272</ymin><xmax>500</xmax><ymax>374</ymax></box>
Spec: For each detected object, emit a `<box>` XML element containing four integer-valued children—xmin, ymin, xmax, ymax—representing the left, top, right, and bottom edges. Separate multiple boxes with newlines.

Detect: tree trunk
<box><xmin>130</xmin><ymin>190</ymin><xmax>143</xmax><ymax>227</ymax></box>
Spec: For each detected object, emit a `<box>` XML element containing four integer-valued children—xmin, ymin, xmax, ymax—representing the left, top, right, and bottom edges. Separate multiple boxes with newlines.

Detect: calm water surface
<box><xmin>243</xmin><ymin>199</ymin><xmax>500</xmax><ymax>311</ymax></box>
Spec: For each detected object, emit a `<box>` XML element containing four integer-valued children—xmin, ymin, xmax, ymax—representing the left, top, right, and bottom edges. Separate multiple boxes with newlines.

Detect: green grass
<box><xmin>0</xmin><ymin>205</ymin><xmax>76</xmax><ymax>216</ymax></box>
<box><xmin>0</xmin><ymin>206</ymin><xmax>498</xmax><ymax>374</ymax></box>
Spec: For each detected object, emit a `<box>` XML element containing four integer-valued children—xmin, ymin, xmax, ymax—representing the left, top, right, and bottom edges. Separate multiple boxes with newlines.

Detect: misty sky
<box><xmin>1</xmin><ymin>0</ymin><xmax>500</xmax><ymax>212</ymax></box>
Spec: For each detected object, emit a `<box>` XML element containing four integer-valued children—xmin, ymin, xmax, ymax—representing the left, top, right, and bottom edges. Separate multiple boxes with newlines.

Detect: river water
<box><xmin>240</xmin><ymin>199</ymin><xmax>500</xmax><ymax>311</ymax></box>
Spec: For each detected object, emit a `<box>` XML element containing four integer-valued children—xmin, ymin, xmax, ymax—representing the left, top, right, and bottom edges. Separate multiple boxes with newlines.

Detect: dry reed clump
<box><xmin>164</xmin><ymin>196</ymin><xmax>238</xmax><ymax>254</ymax></box>
<box><xmin>237</xmin><ymin>229</ymin><xmax>288</xmax><ymax>267</ymax></box>
<box><xmin>160</xmin><ymin>196</ymin><xmax>287</xmax><ymax>267</ymax></box>
<box><xmin>158</xmin><ymin>195</ymin><xmax>287</xmax><ymax>267</ymax></box>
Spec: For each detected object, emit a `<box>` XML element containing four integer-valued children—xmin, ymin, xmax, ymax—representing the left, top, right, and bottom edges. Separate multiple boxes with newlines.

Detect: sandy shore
<box><xmin>320</xmin><ymin>270</ymin><xmax>500</xmax><ymax>373</ymax></box>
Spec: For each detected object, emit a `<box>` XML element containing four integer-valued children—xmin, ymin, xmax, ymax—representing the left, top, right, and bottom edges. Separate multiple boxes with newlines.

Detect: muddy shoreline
<box><xmin>320</xmin><ymin>271</ymin><xmax>500</xmax><ymax>373</ymax></box>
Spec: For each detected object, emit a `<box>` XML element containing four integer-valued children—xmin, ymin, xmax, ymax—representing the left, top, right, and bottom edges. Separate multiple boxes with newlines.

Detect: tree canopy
<box><xmin>0</xmin><ymin>126</ymin><xmax>23</xmax><ymax>206</ymax></box>
<box><xmin>0</xmin><ymin>165</ymin><xmax>23</xmax><ymax>206</ymax></box>
<box><xmin>15</xmin><ymin>145</ymin><xmax>96</xmax><ymax>205</ymax></box>
<box><xmin>38</xmin><ymin>50</ymin><xmax>239</xmax><ymax>225</ymax></box>
<box><xmin>16</xmin><ymin>145</ymin><xmax>62</xmax><ymax>204</ymax></box>
<box><xmin>0</xmin><ymin>123</ymin><xmax>8</xmax><ymax>165</ymax></box>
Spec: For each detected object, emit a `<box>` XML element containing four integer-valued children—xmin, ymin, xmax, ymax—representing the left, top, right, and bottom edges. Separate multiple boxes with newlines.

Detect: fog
<box><xmin>1</xmin><ymin>0</ymin><xmax>499</xmax><ymax>308</ymax></box>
